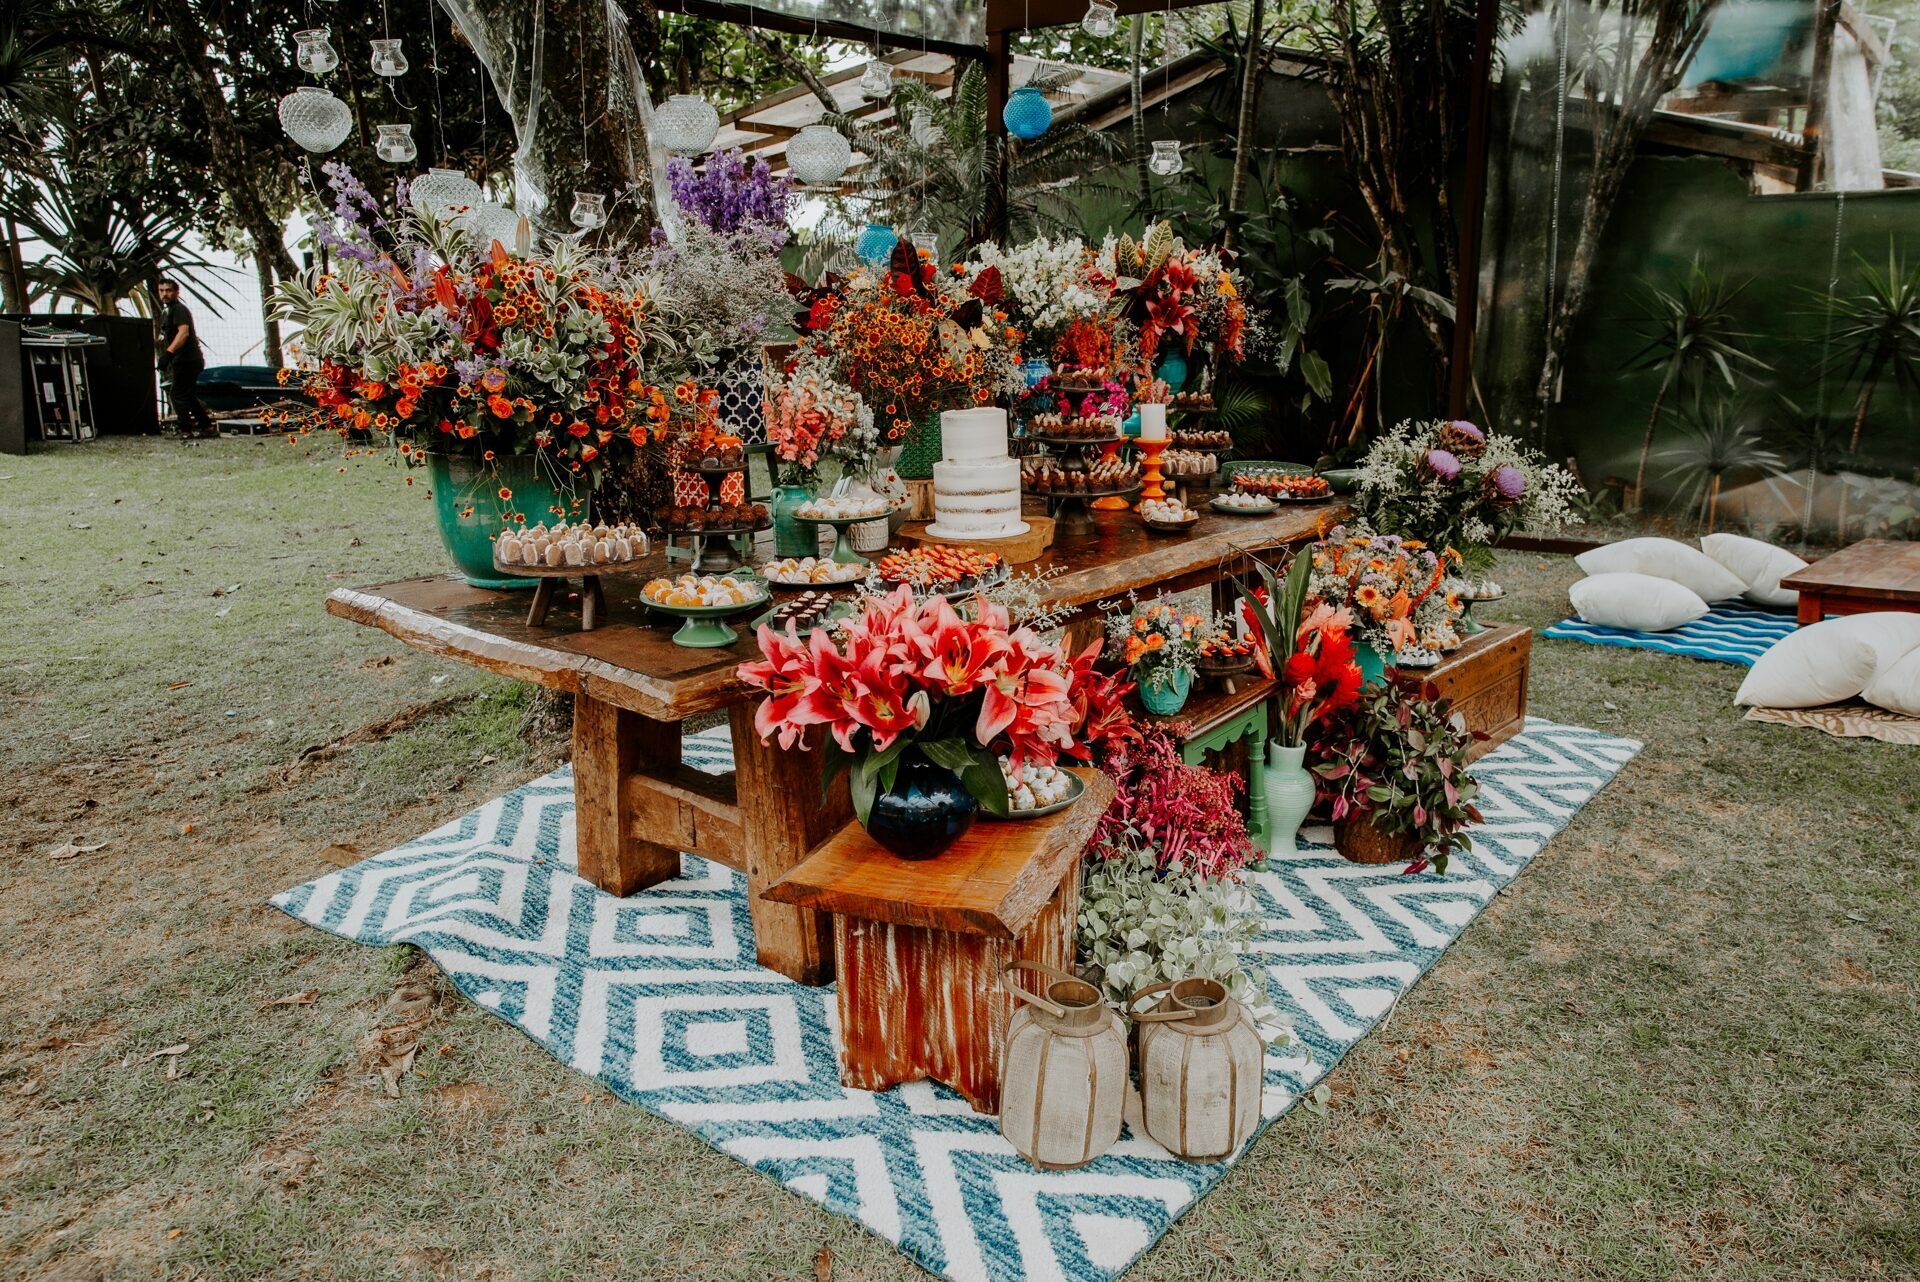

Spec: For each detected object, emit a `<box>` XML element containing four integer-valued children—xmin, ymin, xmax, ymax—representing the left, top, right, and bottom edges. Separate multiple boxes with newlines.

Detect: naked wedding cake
<box><xmin>925</xmin><ymin>407</ymin><xmax>1030</xmax><ymax>541</ymax></box>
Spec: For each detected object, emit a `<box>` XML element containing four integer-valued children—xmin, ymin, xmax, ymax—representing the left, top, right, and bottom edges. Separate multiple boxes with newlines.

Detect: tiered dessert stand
<box><xmin>668</xmin><ymin>459</ymin><xmax>764</xmax><ymax>573</ymax></box>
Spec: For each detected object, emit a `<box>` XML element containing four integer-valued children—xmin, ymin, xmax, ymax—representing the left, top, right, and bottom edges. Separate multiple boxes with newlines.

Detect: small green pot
<box><xmin>425</xmin><ymin>451</ymin><xmax>576</xmax><ymax>588</ymax></box>
<box><xmin>771</xmin><ymin>483</ymin><xmax>818</xmax><ymax>557</ymax></box>
<box><xmin>1354</xmin><ymin>640</ymin><xmax>1388</xmax><ymax>686</ymax></box>
<box><xmin>1137</xmin><ymin>665</ymin><xmax>1193</xmax><ymax>716</ymax></box>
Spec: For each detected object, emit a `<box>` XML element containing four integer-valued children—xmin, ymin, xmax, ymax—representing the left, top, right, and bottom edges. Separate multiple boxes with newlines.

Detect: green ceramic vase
<box><xmin>1263</xmin><ymin>741</ymin><xmax>1318</xmax><ymax>857</ymax></box>
<box><xmin>424</xmin><ymin>451</ymin><xmax>575</xmax><ymax>588</ymax></box>
<box><xmin>771</xmin><ymin>483</ymin><xmax>818</xmax><ymax>557</ymax></box>
<box><xmin>1138</xmin><ymin>665</ymin><xmax>1193</xmax><ymax>716</ymax></box>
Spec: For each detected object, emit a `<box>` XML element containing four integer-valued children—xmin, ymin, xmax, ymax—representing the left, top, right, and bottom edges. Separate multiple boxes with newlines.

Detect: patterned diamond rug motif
<box><xmin>273</xmin><ymin>718</ymin><xmax>1638</xmax><ymax>1282</ymax></box>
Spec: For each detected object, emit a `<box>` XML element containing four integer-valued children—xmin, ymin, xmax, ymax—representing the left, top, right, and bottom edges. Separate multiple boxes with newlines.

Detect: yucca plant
<box><xmin>1622</xmin><ymin>256</ymin><xmax>1771</xmax><ymax>512</ymax></box>
<box><xmin>1653</xmin><ymin>398</ymin><xmax>1785</xmax><ymax>534</ymax></box>
<box><xmin>1817</xmin><ymin>244</ymin><xmax>1920</xmax><ymax>455</ymax></box>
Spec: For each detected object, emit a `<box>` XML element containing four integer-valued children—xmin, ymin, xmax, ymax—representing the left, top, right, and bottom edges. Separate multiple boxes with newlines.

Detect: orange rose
<box><xmin>488</xmin><ymin>396</ymin><xmax>514</xmax><ymax>419</ymax></box>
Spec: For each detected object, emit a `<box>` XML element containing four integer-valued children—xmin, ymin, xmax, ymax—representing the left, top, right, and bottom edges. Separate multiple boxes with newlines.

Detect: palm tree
<box><xmin>1819</xmin><ymin>245</ymin><xmax>1920</xmax><ymax>455</ymax></box>
<box><xmin>1654</xmin><ymin>399</ymin><xmax>1785</xmax><ymax>534</ymax></box>
<box><xmin>1621</xmin><ymin>256</ymin><xmax>1770</xmax><ymax>511</ymax></box>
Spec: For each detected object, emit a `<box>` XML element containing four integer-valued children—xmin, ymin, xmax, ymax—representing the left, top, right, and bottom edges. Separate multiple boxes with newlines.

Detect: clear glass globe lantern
<box><xmin>911</xmin><ymin>232</ymin><xmax>938</xmax><ymax>261</ymax></box>
<box><xmin>293</xmin><ymin>28</ymin><xmax>339</xmax><ymax>76</ymax></box>
<box><xmin>1081</xmin><ymin>0</ymin><xmax>1119</xmax><ymax>38</ymax></box>
<box><xmin>1149</xmin><ymin>140</ymin><xmax>1182</xmax><ymax>176</ymax></box>
<box><xmin>461</xmin><ymin>201</ymin><xmax>523</xmax><ymax>248</ymax></box>
<box><xmin>859</xmin><ymin>58</ymin><xmax>895</xmax><ymax>100</ymax></box>
<box><xmin>410</xmin><ymin>167</ymin><xmax>484</xmax><ymax>221</ymax></box>
<box><xmin>786</xmin><ymin>124</ymin><xmax>852</xmax><ymax>187</ymax></box>
<box><xmin>569</xmin><ymin>192</ymin><xmax>607</xmax><ymax>231</ymax></box>
<box><xmin>374</xmin><ymin>123</ymin><xmax>416</xmax><ymax>164</ymax></box>
<box><xmin>278</xmin><ymin>87</ymin><xmax>353</xmax><ymax>153</ymax></box>
<box><xmin>370</xmin><ymin>38</ymin><xmax>409</xmax><ymax>78</ymax></box>
<box><xmin>652</xmin><ymin>94</ymin><xmax>719</xmax><ymax>156</ymax></box>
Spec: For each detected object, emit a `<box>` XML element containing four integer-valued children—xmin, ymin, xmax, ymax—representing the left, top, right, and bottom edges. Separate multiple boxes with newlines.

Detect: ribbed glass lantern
<box><xmin>278</xmin><ymin>87</ymin><xmax>352</xmax><ymax>153</ymax></box>
<box><xmin>855</xmin><ymin>223</ymin><xmax>899</xmax><ymax>267</ymax></box>
<box><xmin>1149</xmin><ymin>139</ymin><xmax>1182</xmax><ymax>176</ymax></box>
<box><xmin>859</xmin><ymin>58</ymin><xmax>895</xmax><ymax>100</ymax></box>
<box><xmin>461</xmin><ymin>201</ymin><xmax>523</xmax><ymax>247</ymax></box>
<box><xmin>410</xmin><ymin>167</ymin><xmax>483</xmax><ymax>221</ymax></box>
<box><xmin>1002</xmin><ymin>85</ymin><xmax>1052</xmax><ymax>141</ymax></box>
<box><xmin>374</xmin><ymin>123</ymin><xmax>416</xmax><ymax>164</ymax></box>
<box><xmin>293</xmin><ymin>28</ymin><xmax>339</xmax><ymax>76</ymax></box>
<box><xmin>370</xmin><ymin>38</ymin><xmax>409</xmax><ymax>77</ymax></box>
<box><xmin>786</xmin><ymin>124</ymin><xmax>852</xmax><ymax>187</ymax></box>
<box><xmin>1081</xmin><ymin>0</ymin><xmax>1119</xmax><ymax>37</ymax></box>
<box><xmin>569</xmin><ymin>192</ymin><xmax>607</xmax><ymax>230</ymax></box>
<box><xmin>652</xmin><ymin>94</ymin><xmax>719</xmax><ymax>155</ymax></box>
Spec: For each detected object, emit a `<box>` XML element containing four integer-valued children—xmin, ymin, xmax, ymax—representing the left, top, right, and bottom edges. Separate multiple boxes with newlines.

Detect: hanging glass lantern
<box><xmin>461</xmin><ymin>201</ymin><xmax>523</xmax><ymax>248</ymax></box>
<box><xmin>370</xmin><ymin>38</ymin><xmax>409</xmax><ymax>78</ymax></box>
<box><xmin>292</xmin><ymin>28</ymin><xmax>339</xmax><ymax>76</ymax></box>
<box><xmin>277</xmin><ymin>87</ymin><xmax>352</xmax><ymax>153</ymax></box>
<box><xmin>652</xmin><ymin>94</ymin><xmax>719</xmax><ymax>156</ymax></box>
<box><xmin>855</xmin><ymin>223</ymin><xmax>899</xmax><ymax>268</ymax></box>
<box><xmin>859</xmin><ymin>58</ymin><xmax>895</xmax><ymax>101</ymax></box>
<box><xmin>1149</xmin><ymin>139</ymin><xmax>1182</xmax><ymax>176</ymax></box>
<box><xmin>569</xmin><ymin>192</ymin><xmax>608</xmax><ymax>230</ymax></box>
<box><xmin>374</xmin><ymin>123</ymin><xmax>417</xmax><ymax>164</ymax></box>
<box><xmin>410</xmin><ymin>167</ymin><xmax>484</xmax><ymax>221</ymax></box>
<box><xmin>909</xmin><ymin>105</ymin><xmax>943</xmax><ymax>149</ymax></box>
<box><xmin>1002</xmin><ymin>85</ymin><xmax>1052</xmax><ymax>141</ymax></box>
<box><xmin>786</xmin><ymin>124</ymin><xmax>852</xmax><ymax>187</ymax></box>
<box><xmin>1081</xmin><ymin>0</ymin><xmax>1120</xmax><ymax>38</ymax></box>
<box><xmin>911</xmin><ymin>232</ymin><xmax>938</xmax><ymax>261</ymax></box>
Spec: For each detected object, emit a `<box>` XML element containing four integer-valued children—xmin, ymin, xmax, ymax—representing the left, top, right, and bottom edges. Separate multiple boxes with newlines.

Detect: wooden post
<box><xmin>728</xmin><ymin>704</ymin><xmax>848</xmax><ymax>985</ymax></box>
<box><xmin>1447</xmin><ymin>0</ymin><xmax>1501</xmax><ymax>420</ymax></box>
<box><xmin>572</xmin><ymin>694</ymin><xmax>683</xmax><ymax>895</ymax></box>
<box><xmin>1798</xmin><ymin>0</ymin><xmax>1841</xmax><ymax>191</ymax></box>
<box><xmin>985</xmin><ymin>27</ymin><xmax>1012</xmax><ymax>244</ymax></box>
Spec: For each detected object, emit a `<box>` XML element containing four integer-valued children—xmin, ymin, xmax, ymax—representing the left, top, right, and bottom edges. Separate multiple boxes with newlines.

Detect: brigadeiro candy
<box><xmin>1423</xmin><ymin>448</ymin><xmax>1463</xmax><ymax>482</ymax></box>
<box><xmin>1485</xmin><ymin>463</ymin><xmax>1526</xmax><ymax>504</ymax></box>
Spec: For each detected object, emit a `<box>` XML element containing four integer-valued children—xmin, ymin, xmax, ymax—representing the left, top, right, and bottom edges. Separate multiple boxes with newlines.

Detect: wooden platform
<box><xmin>763</xmin><ymin>770</ymin><xmax>1114</xmax><ymax>1113</ymax></box>
<box><xmin>1419</xmin><ymin>624</ymin><xmax>1532</xmax><ymax>762</ymax></box>
<box><xmin>1780</xmin><ymin>539</ymin><xmax>1920</xmax><ymax>626</ymax></box>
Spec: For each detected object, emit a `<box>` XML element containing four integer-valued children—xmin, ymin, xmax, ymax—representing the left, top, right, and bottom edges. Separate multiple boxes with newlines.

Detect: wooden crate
<box><xmin>1420</xmin><ymin>624</ymin><xmax>1532</xmax><ymax>761</ymax></box>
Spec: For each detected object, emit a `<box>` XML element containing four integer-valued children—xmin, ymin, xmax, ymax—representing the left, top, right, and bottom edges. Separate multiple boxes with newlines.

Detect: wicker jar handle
<box><xmin>1126</xmin><ymin>980</ymin><xmax>1194</xmax><ymax>1023</ymax></box>
<box><xmin>1002</xmin><ymin>961</ymin><xmax>1075</xmax><ymax>1018</ymax></box>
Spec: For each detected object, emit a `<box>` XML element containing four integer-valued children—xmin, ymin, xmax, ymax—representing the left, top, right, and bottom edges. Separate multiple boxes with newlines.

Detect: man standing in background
<box><xmin>156</xmin><ymin>278</ymin><xmax>216</xmax><ymax>439</ymax></box>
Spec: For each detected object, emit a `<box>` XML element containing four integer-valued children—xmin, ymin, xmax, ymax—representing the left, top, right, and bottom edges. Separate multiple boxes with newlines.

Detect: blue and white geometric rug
<box><xmin>1541</xmin><ymin>601</ymin><xmax>1795</xmax><ymax>666</ymax></box>
<box><xmin>273</xmin><ymin>717</ymin><xmax>1638</xmax><ymax>1282</ymax></box>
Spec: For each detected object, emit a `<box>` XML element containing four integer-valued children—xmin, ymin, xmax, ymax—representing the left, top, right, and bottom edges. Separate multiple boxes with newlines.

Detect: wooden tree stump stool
<box><xmin>763</xmin><ymin>769</ymin><xmax>1115</xmax><ymax>1115</ymax></box>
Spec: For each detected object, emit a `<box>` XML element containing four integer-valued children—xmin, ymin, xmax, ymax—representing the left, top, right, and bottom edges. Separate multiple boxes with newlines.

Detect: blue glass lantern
<box><xmin>1021</xmin><ymin>357</ymin><xmax>1052</xmax><ymax>387</ymax></box>
<box><xmin>855</xmin><ymin>223</ymin><xmax>900</xmax><ymax>267</ymax></box>
<box><xmin>1002</xmin><ymin>85</ymin><xmax>1052</xmax><ymax>141</ymax></box>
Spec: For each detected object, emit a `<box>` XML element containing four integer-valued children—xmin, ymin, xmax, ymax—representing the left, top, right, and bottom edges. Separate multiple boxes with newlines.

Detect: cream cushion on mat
<box><xmin>1736</xmin><ymin>612</ymin><xmax>1920</xmax><ymax>708</ymax></box>
<box><xmin>1576</xmin><ymin>537</ymin><xmax>1748</xmax><ymax>602</ymax></box>
<box><xmin>1863</xmin><ymin>648</ymin><xmax>1920</xmax><ymax>718</ymax></box>
<box><xmin>1569</xmin><ymin>573</ymin><xmax>1710</xmax><ymax>632</ymax></box>
<box><xmin>1699</xmin><ymin>533</ymin><xmax>1808</xmax><ymax>610</ymax></box>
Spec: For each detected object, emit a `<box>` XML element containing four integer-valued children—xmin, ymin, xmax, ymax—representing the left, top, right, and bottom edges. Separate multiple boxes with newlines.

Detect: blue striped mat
<box><xmin>1541</xmin><ymin>602</ymin><xmax>1796</xmax><ymax>666</ymax></box>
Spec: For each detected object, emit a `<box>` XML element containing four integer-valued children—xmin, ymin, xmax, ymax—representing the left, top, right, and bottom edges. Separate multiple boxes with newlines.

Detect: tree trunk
<box><xmin>1131</xmin><ymin>16</ymin><xmax>1151</xmax><ymax>217</ymax></box>
<box><xmin>1</xmin><ymin>220</ymin><xmax>27</xmax><ymax>313</ymax></box>
<box><xmin>1848</xmin><ymin>373</ymin><xmax>1877</xmax><ymax>453</ymax></box>
<box><xmin>257</xmin><ymin>257</ymin><xmax>283</xmax><ymax>369</ymax></box>
<box><xmin>744</xmin><ymin>30</ymin><xmax>839</xmax><ymax>116</ymax></box>
<box><xmin>1222</xmin><ymin>0</ymin><xmax>1267</xmax><ymax>253</ymax></box>
<box><xmin>1705</xmin><ymin>469</ymin><xmax>1721</xmax><ymax>532</ymax></box>
<box><xmin>1630</xmin><ymin>372</ymin><xmax>1673</xmax><ymax>512</ymax></box>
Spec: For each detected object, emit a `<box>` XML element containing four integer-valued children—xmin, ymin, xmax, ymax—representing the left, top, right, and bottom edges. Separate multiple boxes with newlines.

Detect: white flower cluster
<box><xmin>971</xmin><ymin>237</ymin><xmax>1106</xmax><ymax>342</ymax></box>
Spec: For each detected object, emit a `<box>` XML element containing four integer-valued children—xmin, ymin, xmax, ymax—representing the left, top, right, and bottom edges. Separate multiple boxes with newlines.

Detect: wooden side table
<box><xmin>1142</xmin><ymin>678</ymin><xmax>1274</xmax><ymax>844</ymax></box>
<box><xmin>762</xmin><ymin>769</ymin><xmax>1115</xmax><ymax>1114</ymax></box>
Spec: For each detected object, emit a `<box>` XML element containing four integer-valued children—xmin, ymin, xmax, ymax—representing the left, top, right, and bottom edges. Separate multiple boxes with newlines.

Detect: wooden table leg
<box><xmin>729</xmin><ymin>704</ymin><xmax>847</xmax><ymax>985</ymax></box>
<box><xmin>527</xmin><ymin>578</ymin><xmax>555</xmax><ymax>628</ymax></box>
<box><xmin>581</xmin><ymin>575</ymin><xmax>605</xmax><ymax>631</ymax></box>
<box><xmin>573</xmin><ymin>693</ymin><xmax>682</xmax><ymax>896</ymax></box>
<box><xmin>1797</xmin><ymin>590</ymin><xmax>1824</xmax><ymax>627</ymax></box>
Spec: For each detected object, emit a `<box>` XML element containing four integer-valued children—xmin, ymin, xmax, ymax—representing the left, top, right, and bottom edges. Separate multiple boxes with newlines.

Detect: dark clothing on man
<box><xmin>159</xmin><ymin>298</ymin><xmax>215</xmax><ymax>437</ymax></box>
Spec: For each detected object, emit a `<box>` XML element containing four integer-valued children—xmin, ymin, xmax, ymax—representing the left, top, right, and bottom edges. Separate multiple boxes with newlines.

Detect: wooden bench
<box><xmin>762</xmin><ymin>770</ymin><xmax>1115</xmax><ymax>1114</ymax></box>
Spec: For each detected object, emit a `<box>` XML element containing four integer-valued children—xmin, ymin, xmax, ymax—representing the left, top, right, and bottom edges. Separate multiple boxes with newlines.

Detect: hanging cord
<box><xmin>1545</xmin><ymin>0</ymin><xmax>1568</xmax><ymax>349</ymax></box>
<box><xmin>423</xmin><ymin>0</ymin><xmax>448</xmax><ymax>162</ymax></box>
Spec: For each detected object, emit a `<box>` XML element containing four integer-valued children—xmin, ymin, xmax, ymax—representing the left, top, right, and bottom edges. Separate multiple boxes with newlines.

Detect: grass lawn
<box><xmin>2</xmin><ymin>436</ymin><xmax>1915</xmax><ymax>1282</ymax></box>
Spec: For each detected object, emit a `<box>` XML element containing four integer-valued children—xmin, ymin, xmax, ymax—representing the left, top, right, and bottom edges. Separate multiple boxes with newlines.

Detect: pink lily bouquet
<box><xmin>736</xmin><ymin>586</ymin><xmax>1102</xmax><ymax>827</ymax></box>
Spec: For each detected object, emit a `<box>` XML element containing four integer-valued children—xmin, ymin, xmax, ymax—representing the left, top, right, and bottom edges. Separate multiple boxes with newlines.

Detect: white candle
<box><xmin>1139</xmin><ymin>404</ymin><xmax>1168</xmax><ymax>441</ymax></box>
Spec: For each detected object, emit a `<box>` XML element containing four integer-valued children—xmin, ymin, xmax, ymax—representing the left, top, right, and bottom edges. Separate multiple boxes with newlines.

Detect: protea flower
<box><xmin>1422</xmin><ymin>448</ymin><xmax>1463</xmax><ymax>482</ymax></box>
<box><xmin>1438</xmin><ymin>419</ymin><xmax>1486</xmax><ymax>458</ymax></box>
<box><xmin>1484</xmin><ymin>463</ymin><xmax>1526</xmax><ymax>505</ymax></box>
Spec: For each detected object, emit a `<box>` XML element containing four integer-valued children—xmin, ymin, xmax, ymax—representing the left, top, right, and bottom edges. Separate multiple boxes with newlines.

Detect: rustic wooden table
<box><xmin>763</xmin><ymin>770</ymin><xmax>1115</xmax><ymax>1113</ymax></box>
<box><xmin>326</xmin><ymin>499</ymin><xmax>1343</xmax><ymax>985</ymax></box>
<box><xmin>1779</xmin><ymin>540</ymin><xmax>1920</xmax><ymax>626</ymax></box>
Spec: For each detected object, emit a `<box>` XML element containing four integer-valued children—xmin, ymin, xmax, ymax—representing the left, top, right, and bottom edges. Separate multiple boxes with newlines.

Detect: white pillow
<box><xmin>1735</xmin><ymin>612</ymin><xmax>1920</xmax><ymax>708</ymax></box>
<box><xmin>1569</xmin><ymin>573</ymin><xmax>1710</xmax><ymax>632</ymax></box>
<box><xmin>1699</xmin><ymin>533</ymin><xmax>1808</xmax><ymax>610</ymax></box>
<box><xmin>1863</xmin><ymin>647</ymin><xmax>1920</xmax><ymax>718</ymax></box>
<box><xmin>1576</xmin><ymin>537</ymin><xmax>1747</xmax><ymax>603</ymax></box>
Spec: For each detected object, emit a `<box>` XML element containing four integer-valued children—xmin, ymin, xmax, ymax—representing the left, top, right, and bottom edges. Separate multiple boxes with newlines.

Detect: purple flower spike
<box><xmin>1425</xmin><ymin>448</ymin><xmax>1463</xmax><ymax>481</ymax></box>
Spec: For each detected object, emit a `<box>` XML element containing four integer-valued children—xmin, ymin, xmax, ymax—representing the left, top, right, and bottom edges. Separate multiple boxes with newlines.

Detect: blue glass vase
<box><xmin>863</xmin><ymin>752</ymin><xmax>979</xmax><ymax>860</ymax></box>
<box><xmin>1154</xmin><ymin>349</ymin><xmax>1189</xmax><ymax>391</ymax></box>
<box><xmin>1354</xmin><ymin>640</ymin><xmax>1387</xmax><ymax>686</ymax></box>
<box><xmin>855</xmin><ymin>222</ymin><xmax>899</xmax><ymax>267</ymax></box>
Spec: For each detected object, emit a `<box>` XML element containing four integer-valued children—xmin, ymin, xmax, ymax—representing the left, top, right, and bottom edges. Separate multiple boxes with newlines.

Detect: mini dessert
<box><xmin>763</xmin><ymin>591</ymin><xmax>842</xmax><ymax>632</ymax></box>
<box><xmin>1232</xmin><ymin>470</ymin><xmax>1329</xmax><ymax>500</ymax></box>
<box><xmin>1464</xmin><ymin>577</ymin><xmax>1504</xmax><ymax>600</ymax></box>
<box><xmin>873</xmin><ymin>546</ymin><xmax>1003</xmax><ymax>592</ymax></box>
<box><xmin>641</xmin><ymin>573</ymin><xmax>761</xmax><ymax>609</ymax></box>
<box><xmin>794</xmin><ymin>494</ymin><xmax>890</xmax><ymax>521</ymax></box>
<box><xmin>1140</xmin><ymin>496</ymin><xmax>1198</xmax><ymax>526</ymax></box>
<box><xmin>1162</xmin><ymin>448</ymin><xmax>1220</xmax><ymax>479</ymax></box>
<box><xmin>1198</xmin><ymin>632</ymin><xmax>1258</xmax><ymax>667</ymax></box>
<box><xmin>658</xmin><ymin>503</ymin><xmax>770</xmax><ymax>531</ymax></box>
<box><xmin>1170</xmin><ymin>390</ymin><xmax>1215</xmax><ymax>411</ymax></box>
<box><xmin>1212</xmin><ymin>490</ymin><xmax>1276</xmax><ymax>513</ymax></box>
<box><xmin>999</xmin><ymin>758</ymin><xmax>1077</xmax><ymax>813</ymax></box>
<box><xmin>1050</xmin><ymin>363</ymin><xmax>1114</xmax><ymax>388</ymax></box>
<box><xmin>760</xmin><ymin>556</ymin><xmax>865</xmax><ymax>586</ymax></box>
<box><xmin>496</xmin><ymin>521</ymin><xmax>647</xmax><ymax>568</ymax></box>
<box><xmin>1171</xmin><ymin>428</ymin><xmax>1232</xmax><ymax>449</ymax></box>
<box><xmin>1027</xmin><ymin>412</ymin><xmax>1121</xmax><ymax>441</ymax></box>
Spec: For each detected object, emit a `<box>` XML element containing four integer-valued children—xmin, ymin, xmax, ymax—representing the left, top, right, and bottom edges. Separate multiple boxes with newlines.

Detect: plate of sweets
<box><xmin>1210</xmin><ymin>490</ymin><xmax>1277</xmax><ymax>515</ymax></box>
<box><xmin>989</xmin><ymin>757</ymin><xmax>1085</xmax><ymax>821</ymax></box>
<box><xmin>1029</xmin><ymin>412</ymin><xmax>1122</xmax><ymax>442</ymax></box>
<box><xmin>1171</xmin><ymin>428</ymin><xmax>1232</xmax><ymax>450</ymax></box>
<box><xmin>1197</xmin><ymin>632</ymin><xmax>1259</xmax><ymax>675</ymax></box>
<box><xmin>640</xmin><ymin>573</ymin><xmax>770</xmax><ymax>647</ymax></box>
<box><xmin>872</xmin><ymin>546</ymin><xmax>1007</xmax><ymax>595</ymax></box>
<box><xmin>1140</xmin><ymin>496</ymin><xmax>1200</xmax><ymax>533</ymax></box>
<box><xmin>1233</xmin><ymin>470</ymin><xmax>1330</xmax><ymax>501</ymax></box>
<box><xmin>760</xmin><ymin>556</ymin><xmax>867</xmax><ymax>587</ymax></box>
<box><xmin>794</xmin><ymin>493</ymin><xmax>891</xmax><ymax>522</ymax></box>
<box><xmin>751</xmin><ymin>590</ymin><xmax>855</xmax><ymax>636</ymax></box>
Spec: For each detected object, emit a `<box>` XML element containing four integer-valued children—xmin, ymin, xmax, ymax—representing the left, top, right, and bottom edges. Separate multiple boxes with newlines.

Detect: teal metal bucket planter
<box><xmin>1137</xmin><ymin>666</ymin><xmax>1193</xmax><ymax>716</ymax></box>
<box><xmin>425</xmin><ymin>451</ymin><xmax>575</xmax><ymax>588</ymax></box>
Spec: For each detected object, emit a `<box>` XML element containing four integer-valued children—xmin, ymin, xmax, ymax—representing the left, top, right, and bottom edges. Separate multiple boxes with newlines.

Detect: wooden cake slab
<box><xmin>898</xmin><ymin>517</ymin><xmax>1056</xmax><ymax>565</ymax></box>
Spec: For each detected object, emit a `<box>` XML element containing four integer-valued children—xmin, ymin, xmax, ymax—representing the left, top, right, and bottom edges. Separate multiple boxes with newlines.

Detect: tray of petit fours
<box><xmin>493</xmin><ymin>521</ymin><xmax>650</xmax><ymax>574</ymax></box>
<box><xmin>869</xmin><ymin>546</ymin><xmax>1009</xmax><ymax>597</ymax></box>
<box><xmin>760</xmin><ymin>556</ymin><xmax>867</xmax><ymax>588</ymax></box>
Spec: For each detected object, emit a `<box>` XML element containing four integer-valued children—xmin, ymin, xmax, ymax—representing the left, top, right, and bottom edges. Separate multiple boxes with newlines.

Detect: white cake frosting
<box><xmin>927</xmin><ymin>408</ymin><xmax>1030</xmax><ymax>540</ymax></box>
